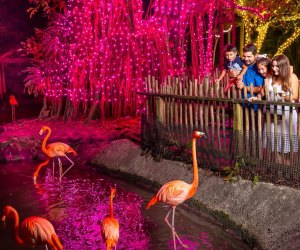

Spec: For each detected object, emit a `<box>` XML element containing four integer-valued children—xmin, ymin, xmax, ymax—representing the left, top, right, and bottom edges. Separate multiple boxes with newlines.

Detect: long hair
<box><xmin>272</xmin><ymin>54</ymin><xmax>291</xmax><ymax>91</ymax></box>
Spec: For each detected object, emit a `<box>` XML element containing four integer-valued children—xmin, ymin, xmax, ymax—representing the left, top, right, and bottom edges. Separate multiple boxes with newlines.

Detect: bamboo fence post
<box><xmin>220</xmin><ymin>84</ymin><xmax>226</xmax><ymax>151</ymax></box>
<box><xmin>174</xmin><ymin>78</ymin><xmax>179</xmax><ymax>125</ymax></box>
<box><xmin>204</xmin><ymin>77</ymin><xmax>209</xmax><ymax>135</ymax></box>
<box><xmin>288</xmin><ymin>89</ymin><xmax>294</xmax><ymax>166</ymax></box>
<box><xmin>199</xmin><ymin>80</ymin><xmax>204</xmax><ymax>131</ymax></box>
<box><xmin>179</xmin><ymin>80</ymin><xmax>183</xmax><ymax>126</ymax></box>
<box><xmin>156</xmin><ymin>79</ymin><xmax>165</xmax><ymax>123</ymax></box>
<box><xmin>257</xmin><ymin>93</ymin><xmax>263</xmax><ymax>159</ymax></box>
<box><xmin>233</xmin><ymin>83</ymin><xmax>243</xmax><ymax>156</ymax></box>
<box><xmin>189</xmin><ymin>80</ymin><xmax>194</xmax><ymax>128</ymax></box>
<box><xmin>195</xmin><ymin>79</ymin><xmax>199</xmax><ymax>128</ymax></box>
<box><xmin>166</xmin><ymin>75</ymin><xmax>171</xmax><ymax>124</ymax></box>
<box><xmin>265</xmin><ymin>79</ymin><xmax>271</xmax><ymax>163</ymax></box>
<box><xmin>184</xmin><ymin>86</ymin><xmax>188</xmax><ymax>128</ymax></box>
<box><xmin>210</xmin><ymin>81</ymin><xmax>215</xmax><ymax>145</ymax></box>
<box><xmin>163</xmin><ymin>79</ymin><xmax>167</xmax><ymax>125</ymax></box>
<box><xmin>216</xmin><ymin>81</ymin><xmax>221</xmax><ymax>149</ymax></box>
<box><xmin>273</xmin><ymin>86</ymin><xmax>279</xmax><ymax>164</ymax></box>
<box><xmin>250</xmin><ymin>83</ymin><xmax>256</xmax><ymax>158</ymax></box>
<box><xmin>170</xmin><ymin>77</ymin><xmax>174</xmax><ymax>128</ymax></box>
<box><xmin>243</xmin><ymin>87</ymin><xmax>250</xmax><ymax>156</ymax></box>
<box><xmin>281</xmin><ymin>93</ymin><xmax>285</xmax><ymax>164</ymax></box>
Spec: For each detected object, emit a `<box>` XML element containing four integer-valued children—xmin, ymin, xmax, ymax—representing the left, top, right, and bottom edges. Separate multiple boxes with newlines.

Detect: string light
<box><xmin>276</xmin><ymin>27</ymin><xmax>300</xmax><ymax>55</ymax></box>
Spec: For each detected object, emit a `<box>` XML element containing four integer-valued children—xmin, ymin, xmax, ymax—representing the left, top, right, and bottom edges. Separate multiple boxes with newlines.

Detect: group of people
<box><xmin>217</xmin><ymin>43</ymin><xmax>299</xmax><ymax>156</ymax></box>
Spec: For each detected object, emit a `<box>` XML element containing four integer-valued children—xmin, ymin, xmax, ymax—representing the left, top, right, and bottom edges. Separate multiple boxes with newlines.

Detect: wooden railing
<box><xmin>139</xmin><ymin>76</ymin><xmax>300</xmax><ymax>185</ymax></box>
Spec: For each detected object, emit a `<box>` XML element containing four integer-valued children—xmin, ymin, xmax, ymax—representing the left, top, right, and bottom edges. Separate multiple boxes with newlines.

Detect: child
<box><xmin>216</xmin><ymin>44</ymin><xmax>247</xmax><ymax>92</ymax></box>
<box><xmin>256</xmin><ymin>57</ymin><xmax>272</xmax><ymax>79</ymax></box>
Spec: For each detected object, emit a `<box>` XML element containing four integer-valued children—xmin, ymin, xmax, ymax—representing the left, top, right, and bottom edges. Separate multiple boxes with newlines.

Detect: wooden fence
<box><xmin>139</xmin><ymin>75</ymin><xmax>300</xmax><ymax>186</ymax></box>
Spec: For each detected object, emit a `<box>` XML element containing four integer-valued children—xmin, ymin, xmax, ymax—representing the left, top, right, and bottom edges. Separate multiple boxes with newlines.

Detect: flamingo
<box><xmin>101</xmin><ymin>188</ymin><xmax>120</xmax><ymax>250</ymax></box>
<box><xmin>33</xmin><ymin>125</ymin><xmax>77</xmax><ymax>182</ymax></box>
<box><xmin>146</xmin><ymin>131</ymin><xmax>206</xmax><ymax>249</ymax></box>
<box><xmin>9</xmin><ymin>95</ymin><xmax>18</xmax><ymax>122</ymax></box>
<box><xmin>1</xmin><ymin>205</ymin><xmax>63</xmax><ymax>249</ymax></box>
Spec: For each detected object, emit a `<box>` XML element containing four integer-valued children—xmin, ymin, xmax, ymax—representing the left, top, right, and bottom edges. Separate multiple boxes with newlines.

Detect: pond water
<box><xmin>0</xmin><ymin>161</ymin><xmax>250</xmax><ymax>250</ymax></box>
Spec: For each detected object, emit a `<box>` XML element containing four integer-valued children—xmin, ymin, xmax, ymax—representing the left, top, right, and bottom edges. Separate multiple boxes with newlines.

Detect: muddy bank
<box><xmin>91</xmin><ymin>139</ymin><xmax>300</xmax><ymax>250</ymax></box>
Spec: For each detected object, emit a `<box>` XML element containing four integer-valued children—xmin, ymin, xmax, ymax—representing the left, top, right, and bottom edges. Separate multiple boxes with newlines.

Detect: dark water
<box><xmin>0</xmin><ymin>161</ymin><xmax>250</xmax><ymax>250</ymax></box>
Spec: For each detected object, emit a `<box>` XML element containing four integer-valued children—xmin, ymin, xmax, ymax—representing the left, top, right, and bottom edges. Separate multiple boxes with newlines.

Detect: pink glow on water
<box><xmin>34</xmin><ymin>169</ymin><xmax>150</xmax><ymax>249</ymax></box>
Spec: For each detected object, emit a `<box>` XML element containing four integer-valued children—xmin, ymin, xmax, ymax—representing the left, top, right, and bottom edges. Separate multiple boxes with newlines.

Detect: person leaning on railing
<box><xmin>249</xmin><ymin>54</ymin><xmax>299</xmax><ymax>158</ymax></box>
<box><xmin>234</xmin><ymin>43</ymin><xmax>264</xmax><ymax>111</ymax></box>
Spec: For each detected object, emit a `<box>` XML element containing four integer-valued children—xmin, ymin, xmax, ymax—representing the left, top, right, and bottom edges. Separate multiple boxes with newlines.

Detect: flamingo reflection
<box><xmin>101</xmin><ymin>188</ymin><xmax>120</xmax><ymax>250</ymax></box>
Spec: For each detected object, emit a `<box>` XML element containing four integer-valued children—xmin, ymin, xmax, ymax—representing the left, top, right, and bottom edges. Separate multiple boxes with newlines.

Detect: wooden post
<box><xmin>244</xmin><ymin>87</ymin><xmax>249</xmax><ymax>156</ymax></box>
<box><xmin>250</xmin><ymin>83</ymin><xmax>256</xmax><ymax>158</ymax></box>
<box><xmin>265</xmin><ymin>79</ymin><xmax>271</xmax><ymax>163</ymax></box>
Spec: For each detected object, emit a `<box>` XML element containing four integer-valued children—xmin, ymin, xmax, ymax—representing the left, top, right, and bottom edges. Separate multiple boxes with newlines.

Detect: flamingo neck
<box><xmin>191</xmin><ymin>137</ymin><xmax>199</xmax><ymax>188</ymax></box>
<box><xmin>109</xmin><ymin>195</ymin><xmax>114</xmax><ymax>218</ymax></box>
<box><xmin>11</xmin><ymin>209</ymin><xmax>24</xmax><ymax>245</ymax></box>
<box><xmin>42</xmin><ymin>127</ymin><xmax>51</xmax><ymax>155</ymax></box>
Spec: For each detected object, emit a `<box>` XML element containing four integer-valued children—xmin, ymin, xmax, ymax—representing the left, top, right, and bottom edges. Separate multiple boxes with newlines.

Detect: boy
<box><xmin>216</xmin><ymin>44</ymin><xmax>247</xmax><ymax>92</ymax></box>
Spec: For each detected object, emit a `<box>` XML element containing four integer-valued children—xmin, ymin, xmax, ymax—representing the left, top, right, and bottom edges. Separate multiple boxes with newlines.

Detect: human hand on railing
<box><xmin>236</xmin><ymin>80</ymin><xmax>244</xmax><ymax>90</ymax></box>
<box><xmin>248</xmin><ymin>96</ymin><xmax>258</xmax><ymax>102</ymax></box>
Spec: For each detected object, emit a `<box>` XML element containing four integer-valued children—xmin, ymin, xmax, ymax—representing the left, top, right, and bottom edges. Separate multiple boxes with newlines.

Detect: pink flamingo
<box><xmin>146</xmin><ymin>131</ymin><xmax>206</xmax><ymax>249</ymax></box>
<box><xmin>33</xmin><ymin>125</ymin><xmax>77</xmax><ymax>182</ymax></box>
<box><xmin>9</xmin><ymin>95</ymin><xmax>18</xmax><ymax>122</ymax></box>
<box><xmin>101</xmin><ymin>188</ymin><xmax>120</xmax><ymax>250</ymax></box>
<box><xmin>2</xmin><ymin>205</ymin><xmax>63</xmax><ymax>249</ymax></box>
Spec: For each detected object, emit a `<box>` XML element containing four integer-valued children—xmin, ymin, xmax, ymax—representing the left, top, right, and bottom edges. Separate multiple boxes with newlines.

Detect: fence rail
<box><xmin>139</xmin><ymin>75</ymin><xmax>300</xmax><ymax>187</ymax></box>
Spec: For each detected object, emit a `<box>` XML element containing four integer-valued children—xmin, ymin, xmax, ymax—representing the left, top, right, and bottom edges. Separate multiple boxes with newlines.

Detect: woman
<box><xmin>251</xmin><ymin>54</ymin><xmax>299</xmax><ymax>157</ymax></box>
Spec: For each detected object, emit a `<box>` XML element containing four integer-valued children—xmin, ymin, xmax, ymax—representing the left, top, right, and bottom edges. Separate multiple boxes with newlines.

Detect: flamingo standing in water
<box><xmin>1</xmin><ymin>205</ymin><xmax>63</xmax><ymax>249</ymax></box>
<box><xmin>146</xmin><ymin>131</ymin><xmax>206</xmax><ymax>249</ymax></box>
<box><xmin>33</xmin><ymin>125</ymin><xmax>77</xmax><ymax>182</ymax></box>
<box><xmin>9</xmin><ymin>95</ymin><xmax>18</xmax><ymax>122</ymax></box>
<box><xmin>101</xmin><ymin>188</ymin><xmax>120</xmax><ymax>250</ymax></box>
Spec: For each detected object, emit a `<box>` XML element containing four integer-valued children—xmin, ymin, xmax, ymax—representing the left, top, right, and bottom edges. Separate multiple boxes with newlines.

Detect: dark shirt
<box><xmin>224</xmin><ymin>56</ymin><xmax>244</xmax><ymax>71</ymax></box>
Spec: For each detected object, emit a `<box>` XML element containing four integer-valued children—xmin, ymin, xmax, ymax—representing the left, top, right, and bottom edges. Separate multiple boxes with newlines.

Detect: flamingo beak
<box><xmin>197</xmin><ymin>132</ymin><xmax>206</xmax><ymax>139</ymax></box>
<box><xmin>39</xmin><ymin>129</ymin><xmax>43</xmax><ymax>135</ymax></box>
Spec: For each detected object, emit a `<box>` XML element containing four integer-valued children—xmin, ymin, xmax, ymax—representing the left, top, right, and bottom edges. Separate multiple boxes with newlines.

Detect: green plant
<box><xmin>224</xmin><ymin>156</ymin><xmax>261</xmax><ymax>184</ymax></box>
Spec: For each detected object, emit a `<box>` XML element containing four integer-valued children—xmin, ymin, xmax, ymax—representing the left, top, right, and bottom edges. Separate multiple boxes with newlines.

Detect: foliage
<box><xmin>235</xmin><ymin>0</ymin><xmax>300</xmax><ymax>56</ymax></box>
<box><xmin>224</xmin><ymin>163</ymin><xmax>240</xmax><ymax>182</ymax></box>
<box><xmin>224</xmin><ymin>156</ymin><xmax>260</xmax><ymax>184</ymax></box>
<box><xmin>27</xmin><ymin>0</ymin><xmax>65</xmax><ymax>18</ymax></box>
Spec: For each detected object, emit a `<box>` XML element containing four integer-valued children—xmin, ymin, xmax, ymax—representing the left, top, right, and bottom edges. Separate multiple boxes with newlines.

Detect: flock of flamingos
<box><xmin>1</xmin><ymin>125</ymin><xmax>206</xmax><ymax>250</ymax></box>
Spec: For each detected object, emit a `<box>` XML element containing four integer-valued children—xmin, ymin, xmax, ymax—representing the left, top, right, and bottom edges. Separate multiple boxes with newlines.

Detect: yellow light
<box><xmin>276</xmin><ymin>27</ymin><xmax>300</xmax><ymax>55</ymax></box>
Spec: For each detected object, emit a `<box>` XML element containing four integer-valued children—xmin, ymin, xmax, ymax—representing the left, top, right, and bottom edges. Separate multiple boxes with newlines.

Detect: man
<box><xmin>234</xmin><ymin>43</ymin><xmax>264</xmax><ymax>111</ymax></box>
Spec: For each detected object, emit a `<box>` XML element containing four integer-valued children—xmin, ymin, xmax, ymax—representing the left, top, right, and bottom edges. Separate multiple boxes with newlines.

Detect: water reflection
<box><xmin>0</xmin><ymin>162</ymin><xmax>250</xmax><ymax>249</ymax></box>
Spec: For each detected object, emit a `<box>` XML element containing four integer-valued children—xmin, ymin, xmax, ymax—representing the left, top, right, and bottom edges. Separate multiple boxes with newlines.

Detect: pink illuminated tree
<box><xmin>23</xmin><ymin>0</ymin><xmax>239</xmax><ymax>121</ymax></box>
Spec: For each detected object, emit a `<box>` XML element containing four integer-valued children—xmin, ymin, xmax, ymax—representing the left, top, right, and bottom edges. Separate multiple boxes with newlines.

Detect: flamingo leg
<box><xmin>164</xmin><ymin>206</ymin><xmax>188</xmax><ymax>249</ymax></box>
<box><xmin>58</xmin><ymin>157</ymin><xmax>62</xmax><ymax>182</ymax></box>
<box><xmin>61</xmin><ymin>155</ymin><xmax>74</xmax><ymax>178</ymax></box>
<box><xmin>52</xmin><ymin>159</ymin><xmax>55</xmax><ymax>177</ymax></box>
